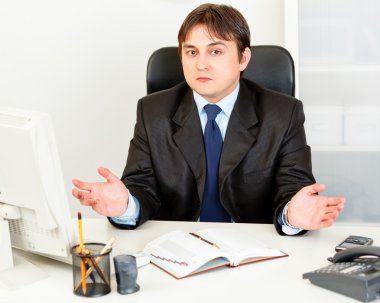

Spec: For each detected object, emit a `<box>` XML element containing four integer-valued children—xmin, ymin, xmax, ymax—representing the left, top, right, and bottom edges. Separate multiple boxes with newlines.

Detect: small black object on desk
<box><xmin>113</xmin><ymin>255</ymin><xmax>140</xmax><ymax>295</ymax></box>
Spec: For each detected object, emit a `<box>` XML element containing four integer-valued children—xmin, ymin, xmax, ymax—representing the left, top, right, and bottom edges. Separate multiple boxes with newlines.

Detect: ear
<box><xmin>239</xmin><ymin>47</ymin><xmax>251</xmax><ymax>72</ymax></box>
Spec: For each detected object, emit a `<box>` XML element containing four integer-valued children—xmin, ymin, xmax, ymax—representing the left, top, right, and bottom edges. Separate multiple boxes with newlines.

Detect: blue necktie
<box><xmin>199</xmin><ymin>104</ymin><xmax>230</xmax><ymax>222</ymax></box>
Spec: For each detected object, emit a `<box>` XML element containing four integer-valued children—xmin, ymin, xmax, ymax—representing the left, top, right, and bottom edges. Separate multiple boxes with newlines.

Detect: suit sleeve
<box><xmin>111</xmin><ymin>99</ymin><xmax>162</xmax><ymax>229</ymax></box>
<box><xmin>273</xmin><ymin>100</ymin><xmax>315</xmax><ymax>235</ymax></box>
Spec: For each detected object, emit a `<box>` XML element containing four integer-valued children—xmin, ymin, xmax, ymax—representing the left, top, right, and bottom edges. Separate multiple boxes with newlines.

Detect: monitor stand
<box><xmin>0</xmin><ymin>219</ymin><xmax>48</xmax><ymax>290</ymax></box>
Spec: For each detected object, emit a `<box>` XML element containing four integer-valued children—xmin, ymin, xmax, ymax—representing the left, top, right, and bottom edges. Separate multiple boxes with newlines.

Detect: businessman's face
<box><xmin>181</xmin><ymin>24</ymin><xmax>251</xmax><ymax>103</ymax></box>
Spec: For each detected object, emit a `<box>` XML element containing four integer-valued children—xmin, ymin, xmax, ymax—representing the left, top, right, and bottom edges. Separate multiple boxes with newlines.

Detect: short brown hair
<box><xmin>178</xmin><ymin>3</ymin><xmax>251</xmax><ymax>61</ymax></box>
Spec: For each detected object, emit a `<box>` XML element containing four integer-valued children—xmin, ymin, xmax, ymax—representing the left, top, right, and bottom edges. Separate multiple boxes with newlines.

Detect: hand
<box><xmin>287</xmin><ymin>183</ymin><xmax>346</xmax><ymax>230</ymax></box>
<box><xmin>72</xmin><ymin>167</ymin><xmax>129</xmax><ymax>217</ymax></box>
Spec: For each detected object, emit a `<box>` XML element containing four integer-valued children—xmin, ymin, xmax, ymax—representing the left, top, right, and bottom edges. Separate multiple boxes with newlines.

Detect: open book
<box><xmin>143</xmin><ymin>228</ymin><xmax>288</xmax><ymax>279</ymax></box>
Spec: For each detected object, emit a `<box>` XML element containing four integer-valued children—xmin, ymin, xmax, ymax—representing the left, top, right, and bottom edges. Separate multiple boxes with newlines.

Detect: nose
<box><xmin>196</xmin><ymin>53</ymin><xmax>209</xmax><ymax>70</ymax></box>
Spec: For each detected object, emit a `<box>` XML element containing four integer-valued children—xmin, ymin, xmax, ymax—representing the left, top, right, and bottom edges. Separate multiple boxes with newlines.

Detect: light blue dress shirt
<box><xmin>111</xmin><ymin>84</ymin><xmax>302</xmax><ymax>235</ymax></box>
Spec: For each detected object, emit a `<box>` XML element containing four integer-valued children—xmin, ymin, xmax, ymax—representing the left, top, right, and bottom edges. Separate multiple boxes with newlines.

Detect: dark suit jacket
<box><xmin>111</xmin><ymin>79</ymin><xmax>315</xmax><ymax>234</ymax></box>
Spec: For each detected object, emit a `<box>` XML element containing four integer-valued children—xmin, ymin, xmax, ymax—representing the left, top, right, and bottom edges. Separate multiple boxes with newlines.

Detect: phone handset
<box><xmin>332</xmin><ymin>246</ymin><xmax>380</xmax><ymax>263</ymax></box>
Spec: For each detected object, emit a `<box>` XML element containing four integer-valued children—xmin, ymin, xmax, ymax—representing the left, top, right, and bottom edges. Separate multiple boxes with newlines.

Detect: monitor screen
<box><xmin>0</xmin><ymin>107</ymin><xmax>75</xmax><ymax>276</ymax></box>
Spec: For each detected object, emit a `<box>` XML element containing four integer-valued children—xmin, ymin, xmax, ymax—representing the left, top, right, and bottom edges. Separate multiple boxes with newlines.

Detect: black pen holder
<box><xmin>71</xmin><ymin>242</ymin><xmax>111</xmax><ymax>297</ymax></box>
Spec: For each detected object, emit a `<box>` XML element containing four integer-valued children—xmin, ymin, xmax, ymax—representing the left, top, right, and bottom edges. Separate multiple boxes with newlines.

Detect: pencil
<box><xmin>78</xmin><ymin>211</ymin><xmax>85</xmax><ymax>249</ymax></box>
<box><xmin>77</xmin><ymin>211</ymin><xmax>87</xmax><ymax>295</ymax></box>
<box><xmin>74</xmin><ymin>237</ymin><xmax>115</xmax><ymax>291</ymax></box>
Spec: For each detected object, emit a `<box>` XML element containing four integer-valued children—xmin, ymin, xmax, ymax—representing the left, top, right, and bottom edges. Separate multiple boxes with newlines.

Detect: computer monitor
<box><xmin>0</xmin><ymin>107</ymin><xmax>75</xmax><ymax>286</ymax></box>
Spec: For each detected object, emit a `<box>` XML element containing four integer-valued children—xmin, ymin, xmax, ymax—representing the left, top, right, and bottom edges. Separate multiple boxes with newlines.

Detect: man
<box><xmin>72</xmin><ymin>3</ymin><xmax>345</xmax><ymax>235</ymax></box>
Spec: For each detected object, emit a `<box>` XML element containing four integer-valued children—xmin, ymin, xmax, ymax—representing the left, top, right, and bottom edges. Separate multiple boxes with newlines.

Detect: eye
<box><xmin>185</xmin><ymin>49</ymin><xmax>197</xmax><ymax>56</ymax></box>
<box><xmin>210</xmin><ymin>49</ymin><xmax>222</xmax><ymax>55</ymax></box>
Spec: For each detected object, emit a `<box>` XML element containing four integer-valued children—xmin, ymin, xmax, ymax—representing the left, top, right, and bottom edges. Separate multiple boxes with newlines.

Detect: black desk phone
<box><xmin>303</xmin><ymin>246</ymin><xmax>380</xmax><ymax>302</ymax></box>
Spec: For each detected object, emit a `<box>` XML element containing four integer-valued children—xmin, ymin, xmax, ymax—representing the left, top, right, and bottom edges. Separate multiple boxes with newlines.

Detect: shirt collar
<box><xmin>193</xmin><ymin>83</ymin><xmax>240</xmax><ymax>118</ymax></box>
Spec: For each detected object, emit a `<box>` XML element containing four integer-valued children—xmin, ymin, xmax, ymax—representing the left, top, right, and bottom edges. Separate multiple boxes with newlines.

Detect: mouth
<box><xmin>196</xmin><ymin>77</ymin><xmax>212</xmax><ymax>82</ymax></box>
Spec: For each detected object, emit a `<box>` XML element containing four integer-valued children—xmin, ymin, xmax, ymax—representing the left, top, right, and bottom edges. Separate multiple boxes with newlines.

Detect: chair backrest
<box><xmin>146</xmin><ymin>45</ymin><xmax>295</xmax><ymax>97</ymax></box>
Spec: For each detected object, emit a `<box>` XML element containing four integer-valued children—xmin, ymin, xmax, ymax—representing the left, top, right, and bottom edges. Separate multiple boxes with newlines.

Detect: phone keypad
<box><xmin>316</xmin><ymin>261</ymin><xmax>374</xmax><ymax>275</ymax></box>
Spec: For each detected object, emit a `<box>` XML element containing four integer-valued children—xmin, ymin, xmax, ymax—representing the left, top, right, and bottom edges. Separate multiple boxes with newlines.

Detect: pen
<box><xmin>189</xmin><ymin>232</ymin><xmax>220</xmax><ymax>249</ymax></box>
<box><xmin>77</xmin><ymin>211</ymin><xmax>87</xmax><ymax>295</ymax></box>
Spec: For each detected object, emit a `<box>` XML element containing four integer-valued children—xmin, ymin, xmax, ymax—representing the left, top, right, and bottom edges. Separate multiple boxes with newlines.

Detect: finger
<box><xmin>314</xmin><ymin>213</ymin><xmax>336</xmax><ymax>228</ymax></box>
<box><xmin>80</xmin><ymin>197</ymin><xmax>98</xmax><ymax>207</ymax></box>
<box><xmin>326</xmin><ymin>196</ymin><xmax>346</xmax><ymax>206</ymax></box>
<box><xmin>80</xmin><ymin>196</ymin><xmax>98</xmax><ymax>207</ymax></box>
<box><xmin>97</xmin><ymin>166</ymin><xmax>119</xmax><ymax>183</ymax></box>
<box><xmin>72</xmin><ymin>189</ymin><xmax>92</xmax><ymax>203</ymax></box>
<box><xmin>324</xmin><ymin>205</ymin><xmax>343</xmax><ymax>214</ymax></box>
<box><xmin>72</xmin><ymin>188</ymin><xmax>82</xmax><ymax>199</ymax></box>
<box><xmin>304</xmin><ymin>183</ymin><xmax>326</xmax><ymax>195</ymax></box>
<box><xmin>311</xmin><ymin>196</ymin><xmax>345</xmax><ymax>211</ymax></box>
<box><xmin>321</xmin><ymin>208</ymin><xmax>344</xmax><ymax>225</ymax></box>
<box><xmin>306</xmin><ymin>218</ymin><xmax>333</xmax><ymax>230</ymax></box>
<box><xmin>337</xmin><ymin>202</ymin><xmax>345</xmax><ymax>212</ymax></box>
<box><xmin>79</xmin><ymin>199</ymin><xmax>93</xmax><ymax>206</ymax></box>
<box><xmin>72</xmin><ymin>179</ymin><xmax>93</xmax><ymax>191</ymax></box>
<box><xmin>308</xmin><ymin>205</ymin><xmax>343</xmax><ymax>230</ymax></box>
<box><xmin>318</xmin><ymin>219</ymin><xmax>334</xmax><ymax>229</ymax></box>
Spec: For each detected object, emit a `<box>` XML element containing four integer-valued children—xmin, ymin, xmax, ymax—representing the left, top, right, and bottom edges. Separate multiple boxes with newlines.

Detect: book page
<box><xmin>196</xmin><ymin>228</ymin><xmax>286</xmax><ymax>266</ymax></box>
<box><xmin>143</xmin><ymin>230</ymin><xmax>230</xmax><ymax>278</ymax></box>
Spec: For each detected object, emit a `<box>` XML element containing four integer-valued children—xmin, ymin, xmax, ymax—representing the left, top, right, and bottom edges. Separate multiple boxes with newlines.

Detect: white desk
<box><xmin>1</xmin><ymin>219</ymin><xmax>379</xmax><ymax>303</ymax></box>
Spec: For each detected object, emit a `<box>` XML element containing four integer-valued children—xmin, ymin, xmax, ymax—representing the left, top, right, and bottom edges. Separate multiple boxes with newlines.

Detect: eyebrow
<box><xmin>182</xmin><ymin>41</ymin><xmax>228</xmax><ymax>49</ymax></box>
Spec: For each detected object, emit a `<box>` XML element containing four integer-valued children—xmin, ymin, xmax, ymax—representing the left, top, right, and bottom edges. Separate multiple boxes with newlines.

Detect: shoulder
<box><xmin>135</xmin><ymin>82</ymin><xmax>194</xmax><ymax>123</ymax></box>
<box><xmin>139</xmin><ymin>82</ymin><xmax>191</xmax><ymax>108</ymax></box>
<box><xmin>238</xmin><ymin>79</ymin><xmax>305</xmax><ymax>127</ymax></box>
<box><xmin>240</xmin><ymin>78</ymin><xmax>299</xmax><ymax>105</ymax></box>
<box><xmin>240</xmin><ymin>78</ymin><xmax>303</xmax><ymax>115</ymax></box>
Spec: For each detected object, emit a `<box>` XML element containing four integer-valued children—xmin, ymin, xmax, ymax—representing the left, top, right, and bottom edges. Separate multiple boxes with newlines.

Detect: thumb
<box><xmin>303</xmin><ymin>183</ymin><xmax>326</xmax><ymax>195</ymax></box>
<box><xmin>97</xmin><ymin>166</ymin><xmax>119</xmax><ymax>183</ymax></box>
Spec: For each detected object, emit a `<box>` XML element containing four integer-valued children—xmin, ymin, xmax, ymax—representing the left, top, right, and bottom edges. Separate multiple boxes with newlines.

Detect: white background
<box><xmin>297</xmin><ymin>0</ymin><xmax>380</xmax><ymax>223</ymax></box>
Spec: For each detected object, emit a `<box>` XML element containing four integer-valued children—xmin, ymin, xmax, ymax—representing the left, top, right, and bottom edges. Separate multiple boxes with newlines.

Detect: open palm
<box><xmin>72</xmin><ymin>167</ymin><xmax>129</xmax><ymax>217</ymax></box>
<box><xmin>287</xmin><ymin>183</ymin><xmax>346</xmax><ymax>230</ymax></box>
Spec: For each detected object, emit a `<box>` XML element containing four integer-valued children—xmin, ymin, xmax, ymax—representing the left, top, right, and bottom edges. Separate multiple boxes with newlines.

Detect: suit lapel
<box><xmin>172</xmin><ymin>90</ymin><xmax>206</xmax><ymax>201</ymax></box>
<box><xmin>219</xmin><ymin>82</ymin><xmax>259</xmax><ymax>189</ymax></box>
<box><xmin>171</xmin><ymin>82</ymin><xmax>259</xmax><ymax>202</ymax></box>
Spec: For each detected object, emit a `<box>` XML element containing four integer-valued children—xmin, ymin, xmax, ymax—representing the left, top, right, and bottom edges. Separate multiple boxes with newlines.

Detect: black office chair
<box><xmin>146</xmin><ymin>45</ymin><xmax>295</xmax><ymax>97</ymax></box>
